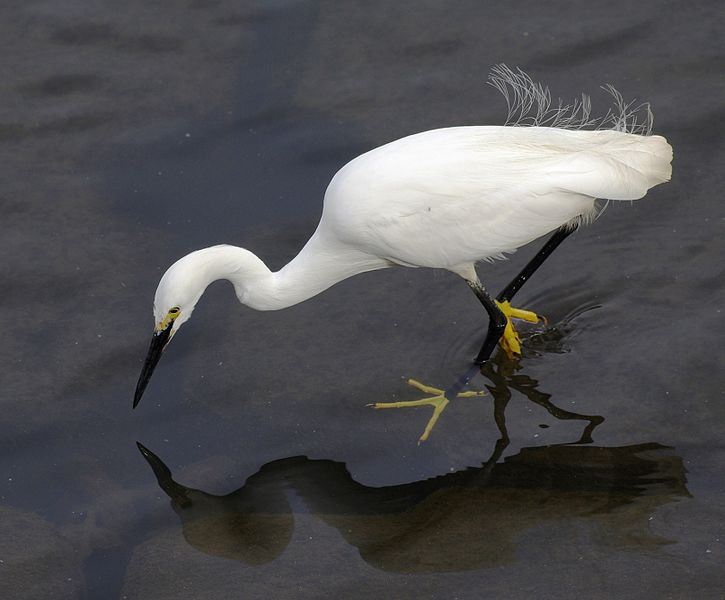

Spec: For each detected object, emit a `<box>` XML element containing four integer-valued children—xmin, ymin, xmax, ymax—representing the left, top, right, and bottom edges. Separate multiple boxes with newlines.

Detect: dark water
<box><xmin>2</xmin><ymin>1</ymin><xmax>724</xmax><ymax>598</ymax></box>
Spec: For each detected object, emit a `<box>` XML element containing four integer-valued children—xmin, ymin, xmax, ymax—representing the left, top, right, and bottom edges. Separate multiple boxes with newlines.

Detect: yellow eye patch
<box><xmin>157</xmin><ymin>307</ymin><xmax>181</xmax><ymax>331</ymax></box>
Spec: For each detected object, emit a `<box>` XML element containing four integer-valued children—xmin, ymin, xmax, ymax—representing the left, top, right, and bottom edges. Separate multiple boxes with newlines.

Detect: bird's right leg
<box><xmin>496</xmin><ymin>225</ymin><xmax>576</xmax><ymax>304</ymax></box>
<box><xmin>493</xmin><ymin>225</ymin><xmax>577</xmax><ymax>356</ymax></box>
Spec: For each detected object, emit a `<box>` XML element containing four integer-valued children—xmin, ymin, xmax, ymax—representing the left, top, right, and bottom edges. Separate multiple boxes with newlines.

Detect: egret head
<box><xmin>133</xmin><ymin>256</ymin><xmax>206</xmax><ymax>408</ymax></box>
<box><xmin>133</xmin><ymin>245</ymin><xmax>273</xmax><ymax>408</ymax></box>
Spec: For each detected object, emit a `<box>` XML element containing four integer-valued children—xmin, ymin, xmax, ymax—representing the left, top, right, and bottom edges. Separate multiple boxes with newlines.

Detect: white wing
<box><xmin>322</xmin><ymin>126</ymin><xmax>672</xmax><ymax>270</ymax></box>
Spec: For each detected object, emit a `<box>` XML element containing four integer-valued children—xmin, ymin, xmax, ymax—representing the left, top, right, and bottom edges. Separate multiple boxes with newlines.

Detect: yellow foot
<box><xmin>368</xmin><ymin>379</ymin><xmax>485</xmax><ymax>443</ymax></box>
<box><xmin>495</xmin><ymin>300</ymin><xmax>545</xmax><ymax>358</ymax></box>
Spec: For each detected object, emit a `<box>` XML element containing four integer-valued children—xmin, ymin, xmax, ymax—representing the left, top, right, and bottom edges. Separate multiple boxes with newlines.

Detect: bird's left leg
<box><xmin>369</xmin><ymin>281</ymin><xmax>505</xmax><ymax>442</ymax></box>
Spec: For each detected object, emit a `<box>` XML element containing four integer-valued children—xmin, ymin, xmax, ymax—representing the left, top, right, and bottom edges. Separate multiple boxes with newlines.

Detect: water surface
<box><xmin>1</xmin><ymin>1</ymin><xmax>724</xmax><ymax>598</ymax></box>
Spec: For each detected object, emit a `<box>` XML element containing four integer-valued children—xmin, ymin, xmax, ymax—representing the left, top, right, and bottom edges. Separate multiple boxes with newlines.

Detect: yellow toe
<box><xmin>495</xmin><ymin>299</ymin><xmax>545</xmax><ymax>357</ymax></box>
<box><xmin>496</xmin><ymin>300</ymin><xmax>541</xmax><ymax>324</ymax></box>
<box><xmin>406</xmin><ymin>379</ymin><xmax>483</xmax><ymax>399</ymax></box>
<box><xmin>370</xmin><ymin>379</ymin><xmax>485</xmax><ymax>442</ymax></box>
<box><xmin>500</xmin><ymin>320</ymin><xmax>522</xmax><ymax>357</ymax></box>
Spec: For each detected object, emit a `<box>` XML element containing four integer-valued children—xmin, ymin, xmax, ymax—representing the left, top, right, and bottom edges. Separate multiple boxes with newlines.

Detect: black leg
<box><xmin>443</xmin><ymin>226</ymin><xmax>575</xmax><ymax>403</ymax></box>
<box><xmin>496</xmin><ymin>225</ymin><xmax>577</xmax><ymax>303</ymax></box>
<box><xmin>442</xmin><ymin>281</ymin><xmax>506</xmax><ymax>401</ymax></box>
<box><xmin>468</xmin><ymin>281</ymin><xmax>508</xmax><ymax>364</ymax></box>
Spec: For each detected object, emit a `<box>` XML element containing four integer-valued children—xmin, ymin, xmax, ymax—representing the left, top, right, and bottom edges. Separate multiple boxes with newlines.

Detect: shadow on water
<box><xmin>137</xmin><ymin>354</ymin><xmax>689</xmax><ymax>573</ymax></box>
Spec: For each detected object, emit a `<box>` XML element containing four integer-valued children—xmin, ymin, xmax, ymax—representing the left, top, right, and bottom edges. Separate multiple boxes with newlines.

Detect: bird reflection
<box><xmin>138</xmin><ymin>362</ymin><xmax>688</xmax><ymax>573</ymax></box>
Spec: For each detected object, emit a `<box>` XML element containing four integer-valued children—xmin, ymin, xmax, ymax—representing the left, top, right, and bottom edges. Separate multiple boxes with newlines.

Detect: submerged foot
<box><xmin>369</xmin><ymin>379</ymin><xmax>485</xmax><ymax>443</ymax></box>
<box><xmin>495</xmin><ymin>300</ymin><xmax>545</xmax><ymax>358</ymax></box>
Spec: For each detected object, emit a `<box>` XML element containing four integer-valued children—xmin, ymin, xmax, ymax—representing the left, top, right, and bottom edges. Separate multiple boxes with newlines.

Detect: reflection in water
<box><xmin>138</xmin><ymin>364</ymin><xmax>688</xmax><ymax>573</ymax></box>
<box><xmin>137</xmin><ymin>443</ymin><xmax>294</xmax><ymax>566</ymax></box>
<box><xmin>481</xmin><ymin>350</ymin><xmax>605</xmax><ymax>449</ymax></box>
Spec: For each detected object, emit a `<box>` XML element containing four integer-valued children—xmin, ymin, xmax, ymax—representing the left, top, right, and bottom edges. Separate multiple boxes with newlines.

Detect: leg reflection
<box><xmin>481</xmin><ymin>351</ymin><xmax>605</xmax><ymax>446</ymax></box>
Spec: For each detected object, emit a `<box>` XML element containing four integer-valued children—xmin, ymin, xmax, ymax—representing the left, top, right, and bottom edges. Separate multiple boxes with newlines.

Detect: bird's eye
<box><xmin>168</xmin><ymin>307</ymin><xmax>180</xmax><ymax>315</ymax></box>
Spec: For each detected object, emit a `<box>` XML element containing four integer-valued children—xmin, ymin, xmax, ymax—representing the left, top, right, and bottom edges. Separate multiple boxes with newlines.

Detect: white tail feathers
<box><xmin>486</xmin><ymin>65</ymin><xmax>672</xmax><ymax>202</ymax></box>
<box><xmin>612</xmin><ymin>134</ymin><xmax>673</xmax><ymax>193</ymax></box>
<box><xmin>555</xmin><ymin>131</ymin><xmax>673</xmax><ymax>201</ymax></box>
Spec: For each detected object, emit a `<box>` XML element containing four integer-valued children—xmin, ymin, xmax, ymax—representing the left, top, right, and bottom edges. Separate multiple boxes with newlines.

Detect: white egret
<box><xmin>134</xmin><ymin>65</ymin><xmax>673</xmax><ymax>441</ymax></box>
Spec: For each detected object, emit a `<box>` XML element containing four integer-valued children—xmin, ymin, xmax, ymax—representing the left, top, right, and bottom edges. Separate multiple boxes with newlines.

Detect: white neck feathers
<box><xmin>172</xmin><ymin>233</ymin><xmax>389</xmax><ymax>312</ymax></box>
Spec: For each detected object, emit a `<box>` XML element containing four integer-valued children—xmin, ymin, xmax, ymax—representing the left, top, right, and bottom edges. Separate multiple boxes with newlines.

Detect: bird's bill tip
<box><xmin>133</xmin><ymin>325</ymin><xmax>173</xmax><ymax>409</ymax></box>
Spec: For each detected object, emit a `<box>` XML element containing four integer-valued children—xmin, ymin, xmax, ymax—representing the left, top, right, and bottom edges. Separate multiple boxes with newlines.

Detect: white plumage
<box><xmin>324</xmin><ymin>126</ymin><xmax>671</xmax><ymax>274</ymax></box>
<box><xmin>134</xmin><ymin>65</ymin><xmax>673</xmax><ymax>415</ymax></box>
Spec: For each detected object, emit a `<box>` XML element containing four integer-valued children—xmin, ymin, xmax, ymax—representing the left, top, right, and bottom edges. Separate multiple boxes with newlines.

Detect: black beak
<box><xmin>133</xmin><ymin>323</ymin><xmax>173</xmax><ymax>408</ymax></box>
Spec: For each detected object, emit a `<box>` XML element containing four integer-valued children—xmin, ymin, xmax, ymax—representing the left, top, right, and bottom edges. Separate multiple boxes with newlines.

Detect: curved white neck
<box><xmin>186</xmin><ymin>233</ymin><xmax>389</xmax><ymax>311</ymax></box>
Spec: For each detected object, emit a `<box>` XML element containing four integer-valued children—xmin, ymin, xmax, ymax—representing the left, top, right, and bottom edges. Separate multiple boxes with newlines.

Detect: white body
<box><xmin>323</xmin><ymin>126</ymin><xmax>671</xmax><ymax>270</ymax></box>
<box><xmin>154</xmin><ymin>125</ymin><xmax>672</xmax><ymax>325</ymax></box>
